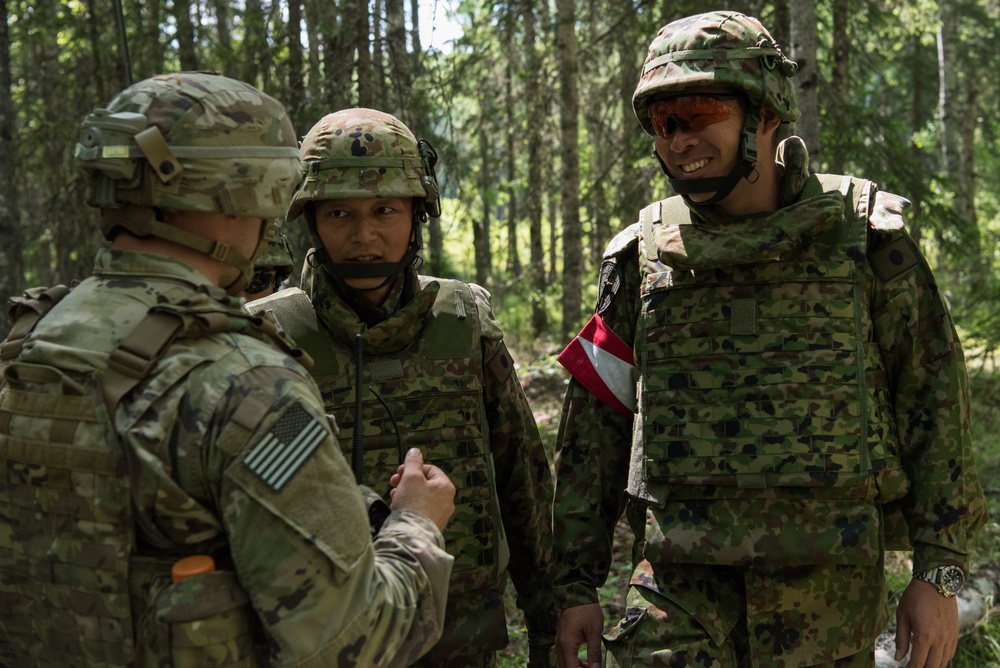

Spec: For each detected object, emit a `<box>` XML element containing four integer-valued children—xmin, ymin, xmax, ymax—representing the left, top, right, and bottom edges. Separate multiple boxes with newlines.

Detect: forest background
<box><xmin>1</xmin><ymin>0</ymin><xmax>998</xmax><ymax>664</ymax></box>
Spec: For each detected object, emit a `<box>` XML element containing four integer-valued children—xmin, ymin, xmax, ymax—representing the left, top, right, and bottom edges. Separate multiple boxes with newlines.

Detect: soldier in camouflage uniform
<box><xmin>247</xmin><ymin>108</ymin><xmax>558</xmax><ymax>668</ymax></box>
<box><xmin>241</xmin><ymin>226</ymin><xmax>295</xmax><ymax>300</ymax></box>
<box><xmin>0</xmin><ymin>73</ymin><xmax>458</xmax><ymax>667</ymax></box>
<box><xmin>552</xmin><ymin>12</ymin><xmax>988</xmax><ymax>668</ymax></box>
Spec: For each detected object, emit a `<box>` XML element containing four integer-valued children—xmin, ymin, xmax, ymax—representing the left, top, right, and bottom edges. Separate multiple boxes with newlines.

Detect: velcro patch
<box><xmin>244</xmin><ymin>403</ymin><xmax>325</xmax><ymax>491</ymax></box>
<box><xmin>488</xmin><ymin>341</ymin><xmax>514</xmax><ymax>384</ymax></box>
<box><xmin>870</xmin><ymin>236</ymin><xmax>919</xmax><ymax>284</ymax></box>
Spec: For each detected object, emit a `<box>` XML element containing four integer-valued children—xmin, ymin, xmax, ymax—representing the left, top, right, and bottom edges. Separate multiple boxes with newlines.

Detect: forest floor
<box><xmin>496</xmin><ymin>356</ymin><xmax>1000</xmax><ymax>667</ymax></box>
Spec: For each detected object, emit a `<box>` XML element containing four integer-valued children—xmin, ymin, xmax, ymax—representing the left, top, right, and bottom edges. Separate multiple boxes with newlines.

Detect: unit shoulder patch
<box><xmin>870</xmin><ymin>234</ymin><xmax>920</xmax><ymax>284</ymax></box>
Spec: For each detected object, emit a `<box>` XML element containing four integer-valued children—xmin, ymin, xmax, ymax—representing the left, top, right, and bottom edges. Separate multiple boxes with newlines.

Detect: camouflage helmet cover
<box><xmin>632</xmin><ymin>12</ymin><xmax>800</xmax><ymax>135</ymax></box>
<box><xmin>287</xmin><ymin>108</ymin><xmax>439</xmax><ymax>222</ymax></box>
<box><xmin>76</xmin><ymin>72</ymin><xmax>303</xmax><ymax>227</ymax></box>
<box><xmin>255</xmin><ymin>226</ymin><xmax>294</xmax><ymax>270</ymax></box>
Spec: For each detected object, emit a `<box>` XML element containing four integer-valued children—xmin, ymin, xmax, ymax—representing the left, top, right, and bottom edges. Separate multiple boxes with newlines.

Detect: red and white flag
<box><xmin>557</xmin><ymin>313</ymin><xmax>637</xmax><ymax>416</ymax></box>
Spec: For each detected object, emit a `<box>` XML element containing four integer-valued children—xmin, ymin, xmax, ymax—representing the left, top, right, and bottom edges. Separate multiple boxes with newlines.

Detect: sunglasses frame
<box><xmin>649</xmin><ymin>93</ymin><xmax>746</xmax><ymax>138</ymax></box>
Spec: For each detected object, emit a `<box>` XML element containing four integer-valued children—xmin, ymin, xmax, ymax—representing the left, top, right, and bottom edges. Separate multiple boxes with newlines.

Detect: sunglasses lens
<box><xmin>650</xmin><ymin>95</ymin><xmax>741</xmax><ymax>137</ymax></box>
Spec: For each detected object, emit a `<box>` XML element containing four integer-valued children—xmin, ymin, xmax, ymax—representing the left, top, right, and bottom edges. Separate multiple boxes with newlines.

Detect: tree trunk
<box><xmin>556</xmin><ymin>0</ymin><xmax>581</xmax><ymax>337</ymax></box>
<box><xmin>85</xmin><ymin>0</ymin><xmax>107</xmax><ymax>103</ymax></box>
<box><xmin>828</xmin><ymin>0</ymin><xmax>849</xmax><ymax>174</ymax></box>
<box><xmin>286</xmin><ymin>0</ymin><xmax>305</xmax><ymax>128</ymax></box>
<box><xmin>615</xmin><ymin>1</ymin><xmax>644</xmax><ymax>232</ymax></box>
<box><xmin>789</xmin><ymin>0</ymin><xmax>819</xmax><ymax>171</ymax></box>
<box><xmin>173</xmin><ymin>0</ymin><xmax>198</xmax><ymax>71</ymax></box>
<box><xmin>385</xmin><ymin>0</ymin><xmax>408</xmax><ymax>117</ymax></box>
<box><xmin>372</xmin><ymin>0</ymin><xmax>386</xmax><ymax>103</ymax></box>
<box><xmin>212</xmin><ymin>0</ymin><xmax>237</xmax><ymax>78</ymax></box>
<box><xmin>409</xmin><ymin>0</ymin><xmax>421</xmax><ymax>55</ymax></box>
<box><xmin>770</xmin><ymin>0</ymin><xmax>791</xmax><ymax>56</ymax></box>
<box><xmin>322</xmin><ymin>5</ymin><xmax>350</xmax><ymax>110</ymax></box>
<box><xmin>304</xmin><ymin>0</ymin><xmax>322</xmax><ymax>100</ymax></box>
<box><xmin>962</xmin><ymin>77</ymin><xmax>984</xmax><ymax>293</ymax></box>
<box><xmin>504</xmin><ymin>14</ymin><xmax>520</xmax><ymax>277</ymax></box>
<box><xmin>475</xmin><ymin>98</ymin><xmax>493</xmax><ymax>288</ymax></box>
<box><xmin>241</xmin><ymin>0</ymin><xmax>265</xmax><ymax>86</ymax></box>
<box><xmin>937</xmin><ymin>1</ymin><xmax>961</xmax><ymax>194</ymax></box>
<box><xmin>0</xmin><ymin>0</ymin><xmax>19</xmax><ymax>313</ymax></box>
<box><xmin>354</xmin><ymin>0</ymin><xmax>372</xmax><ymax>107</ymax></box>
<box><xmin>907</xmin><ymin>32</ymin><xmax>925</xmax><ymax>244</ymax></box>
<box><xmin>524</xmin><ymin>0</ymin><xmax>547</xmax><ymax>335</ymax></box>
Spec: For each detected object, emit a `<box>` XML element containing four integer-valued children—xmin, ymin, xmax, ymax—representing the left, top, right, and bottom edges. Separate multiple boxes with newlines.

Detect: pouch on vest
<box><xmin>139</xmin><ymin>569</ymin><xmax>260</xmax><ymax>668</ymax></box>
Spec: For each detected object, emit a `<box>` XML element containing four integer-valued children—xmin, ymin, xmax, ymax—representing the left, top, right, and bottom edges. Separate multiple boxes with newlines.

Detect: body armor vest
<box><xmin>0</xmin><ymin>285</ymin><xmax>286</xmax><ymax>667</ymax></box>
<box><xmin>252</xmin><ymin>278</ymin><xmax>508</xmax><ymax>596</ymax></box>
<box><xmin>628</xmin><ymin>176</ymin><xmax>909</xmax><ymax>565</ymax></box>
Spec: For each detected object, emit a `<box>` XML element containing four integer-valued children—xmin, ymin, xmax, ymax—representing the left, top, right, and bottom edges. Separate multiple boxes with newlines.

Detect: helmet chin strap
<box><xmin>655</xmin><ymin>107</ymin><xmax>761</xmax><ymax>206</ymax></box>
<box><xmin>102</xmin><ymin>205</ymin><xmax>274</xmax><ymax>295</ymax></box>
<box><xmin>307</xmin><ymin>204</ymin><xmax>426</xmax><ymax>295</ymax></box>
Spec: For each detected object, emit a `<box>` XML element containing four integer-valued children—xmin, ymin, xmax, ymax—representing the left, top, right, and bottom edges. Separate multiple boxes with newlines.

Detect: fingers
<box><xmin>894</xmin><ymin>613</ymin><xmax>910</xmax><ymax>661</ymax></box>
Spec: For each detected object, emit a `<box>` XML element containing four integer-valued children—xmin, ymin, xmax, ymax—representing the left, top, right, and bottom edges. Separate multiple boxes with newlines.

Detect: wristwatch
<box><xmin>913</xmin><ymin>565</ymin><xmax>965</xmax><ymax>597</ymax></box>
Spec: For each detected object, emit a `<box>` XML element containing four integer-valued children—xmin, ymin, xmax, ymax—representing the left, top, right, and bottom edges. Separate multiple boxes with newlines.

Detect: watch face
<box><xmin>940</xmin><ymin>566</ymin><xmax>965</xmax><ymax>594</ymax></box>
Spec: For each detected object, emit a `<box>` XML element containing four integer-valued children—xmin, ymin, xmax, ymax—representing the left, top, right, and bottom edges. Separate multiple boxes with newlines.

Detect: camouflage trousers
<box><xmin>603</xmin><ymin>559</ymin><xmax>886</xmax><ymax>668</ymax></box>
<box><xmin>409</xmin><ymin>590</ymin><xmax>507</xmax><ymax>667</ymax></box>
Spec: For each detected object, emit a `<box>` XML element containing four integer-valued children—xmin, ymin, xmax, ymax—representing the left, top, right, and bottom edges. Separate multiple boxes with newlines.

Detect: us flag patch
<box><xmin>245</xmin><ymin>403</ymin><xmax>326</xmax><ymax>491</ymax></box>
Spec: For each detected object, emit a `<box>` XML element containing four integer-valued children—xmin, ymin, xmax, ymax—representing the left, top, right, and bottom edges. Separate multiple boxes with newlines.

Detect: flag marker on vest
<box><xmin>557</xmin><ymin>313</ymin><xmax>638</xmax><ymax>416</ymax></box>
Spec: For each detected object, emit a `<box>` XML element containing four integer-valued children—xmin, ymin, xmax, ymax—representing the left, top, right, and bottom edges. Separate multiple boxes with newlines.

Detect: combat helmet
<box><xmin>632</xmin><ymin>12</ymin><xmax>799</xmax><ymax>204</ymax></box>
<box><xmin>75</xmin><ymin>72</ymin><xmax>303</xmax><ymax>293</ymax></box>
<box><xmin>244</xmin><ymin>226</ymin><xmax>295</xmax><ymax>296</ymax></box>
<box><xmin>289</xmin><ymin>108</ymin><xmax>441</xmax><ymax>293</ymax></box>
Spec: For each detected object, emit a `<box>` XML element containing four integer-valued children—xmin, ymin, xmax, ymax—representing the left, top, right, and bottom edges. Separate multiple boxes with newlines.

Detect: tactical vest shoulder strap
<box><xmin>102</xmin><ymin>311</ymin><xmax>187</xmax><ymax>416</ymax></box>
<box><xmin>639</xmin><ymin>196</ymin><xmax>696</xmax><ymax>262</ymax></box>
<box><xmin>245</xmin><ymin>287</ymin><xmax>333</xmax><ymax>375</ymax></box>
<box><xmin>814</xmin><ymin>173</ymin><xmax>875</xmax><ymax>227</ymax></box>
<box><xmin>419</xmin><ymin>277</ymin><xmax>479</xmax><ymax>360</ymax></box>
<box><xmin>0</xmin><ymin>285</ymin><xmax>72</xmax><ymax>361</ymax></box>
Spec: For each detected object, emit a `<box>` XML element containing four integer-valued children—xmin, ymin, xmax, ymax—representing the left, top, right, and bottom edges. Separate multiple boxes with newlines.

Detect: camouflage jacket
<box><xmin>297</xmin><ymin>265</ymin><xmax>556</xmax><ymax>658</ymax></box>
<box><xmin>2</xmin><ymin>249</ymin><xmax>453</xmax><ymax>667</ymax></box>
<box><xmin>553</xmin><ymin>137</ymin><xmax>988</xmax><ymax>609</ymax></box>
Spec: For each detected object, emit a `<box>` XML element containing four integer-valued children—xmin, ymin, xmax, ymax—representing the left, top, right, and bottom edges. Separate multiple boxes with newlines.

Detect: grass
<box><xmin>492</xmin><ymin>351</ymin><xmax>1000</xmax><ymax>666</ymax></box>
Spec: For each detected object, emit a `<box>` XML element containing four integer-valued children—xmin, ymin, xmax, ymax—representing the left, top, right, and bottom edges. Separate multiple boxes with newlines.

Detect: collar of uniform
<box><xmin>313</xmin><ymin>268</ymin><xmax>438</xmax><ymax>355</ymax></box>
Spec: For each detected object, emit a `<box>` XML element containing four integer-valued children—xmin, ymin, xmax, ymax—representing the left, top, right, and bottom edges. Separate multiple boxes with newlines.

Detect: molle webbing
<box><xmin>638</xmin><ymin>175</ymin><xmax>898</xmax><ymax>493</ymax></box>
<box><xmin>0</xmin><ymin>363</ymin><xmax>136</xmax><ymax>667</ymax></box>
<box><xmin>331</xmin><ymin>280</ymin><xmax>502</xmax><ymax>594</ymax></box>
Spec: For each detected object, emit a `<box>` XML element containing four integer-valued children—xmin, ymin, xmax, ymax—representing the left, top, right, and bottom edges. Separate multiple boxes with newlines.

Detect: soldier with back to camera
<box><xmin>0</xmin><ymin>73</ymin><xmax>456</xmax><ymax>668</ymax></box>
<box><xmin>248</xmin><ymin>108</ymin><xmax>558</xmax><ymax>668</ymax></box>
<box><xmin>552</xmin><ymin>12</ymin><xmax>987</xmax><ymax>668</ymax></box>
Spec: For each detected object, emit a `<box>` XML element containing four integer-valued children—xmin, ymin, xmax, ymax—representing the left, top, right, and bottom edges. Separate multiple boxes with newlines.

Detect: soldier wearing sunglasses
<box><xmin>552</xmin><ymin>11</ymin><xmax>987</xmax><ymax>668</ymax></box>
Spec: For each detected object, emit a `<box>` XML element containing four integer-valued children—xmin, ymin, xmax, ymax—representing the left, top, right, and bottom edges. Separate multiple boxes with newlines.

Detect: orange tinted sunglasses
<box><xmin>649</xmin><ymin>94</ymin><xmax>744</xmax><ymax>137</ymax></box>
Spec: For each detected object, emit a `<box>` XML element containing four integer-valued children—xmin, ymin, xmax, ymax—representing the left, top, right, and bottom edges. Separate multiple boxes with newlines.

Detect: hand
<box><xmin>389</xmin><ymin>448</ymin><xmax>455</xmax><ymax>531</ymax></box>
<box><xmin>556</xmin><ymin>603</ymin><xmax>603</xmax><ymax>668</ymax></box>
<box><xmin>894</xmin><ymin>579</ymin><xmax>959</xmax><ymax>668</ymax></box>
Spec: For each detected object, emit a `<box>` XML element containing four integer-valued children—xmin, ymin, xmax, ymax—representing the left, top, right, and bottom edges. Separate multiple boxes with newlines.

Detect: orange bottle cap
<box><xmin>171</xmin><ymin>555</ymin><xmax>216</xmax><ymax>583</ymax></box>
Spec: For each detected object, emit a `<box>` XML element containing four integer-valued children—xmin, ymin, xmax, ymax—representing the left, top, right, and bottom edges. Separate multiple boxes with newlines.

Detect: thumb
<box><xmin>403</xmin><ymin>447</ymin><xmax>424</xmax><ymax>472</ymax></box>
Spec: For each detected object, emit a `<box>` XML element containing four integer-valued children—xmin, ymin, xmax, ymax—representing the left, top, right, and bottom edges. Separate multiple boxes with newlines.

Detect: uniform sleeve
<box><xmin>205</xmin><ymin>364</ymin><xmax>454</xmax><ymax>668</ymax></box>
<box><xmin>869</xmin><ymin>229</ymin><xmax>988</xmax><ymax>574</ymax></box>
<box><xmin>473</xmin><ymin>288</ymin><xmax>557</xmax><ymax>618</ymax></box>
<box><xmin>551</xmin><ymin>244</ymin><xmax>639</xmax><ymax>609</ymax></box>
